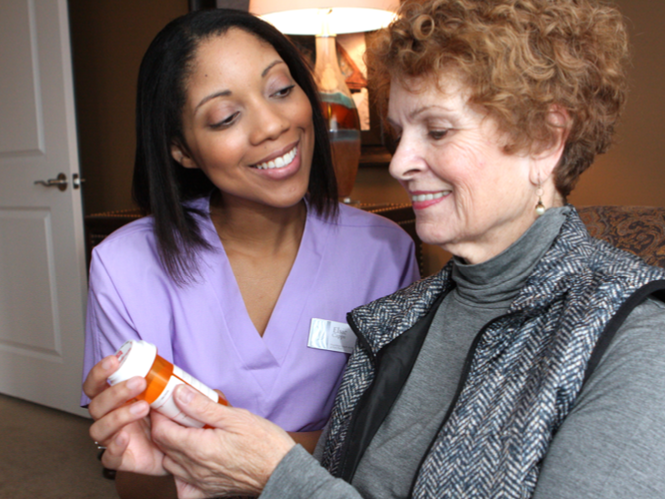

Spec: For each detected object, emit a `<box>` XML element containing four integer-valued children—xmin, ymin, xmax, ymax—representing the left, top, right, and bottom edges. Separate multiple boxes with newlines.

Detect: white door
<box><xmin>0</xmin><ymin>0</ymin><xmax>88</xmax><ymax>417</ymax></box>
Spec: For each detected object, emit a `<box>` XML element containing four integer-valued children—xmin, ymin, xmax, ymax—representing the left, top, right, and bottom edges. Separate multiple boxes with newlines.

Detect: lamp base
<box><xmin>329</xmin><ymin>129</ymin><xmax>361</xmax><ymax>199</ymax></box>
<box><xmin>320</xmin><ymin>94</ymin><xmax>361</xmax><ymax>199</ymax></box>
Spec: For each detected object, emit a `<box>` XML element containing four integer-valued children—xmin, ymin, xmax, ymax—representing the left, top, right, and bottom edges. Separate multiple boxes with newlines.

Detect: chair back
<box><xmin>577</xmin><ymin>205</ymin><xmax>665</xmax><ymax>268</ymax></box>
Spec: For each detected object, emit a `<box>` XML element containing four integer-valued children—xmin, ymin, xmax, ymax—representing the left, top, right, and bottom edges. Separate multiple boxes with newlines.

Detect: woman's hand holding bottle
<box><xmin>83</xmin><ymin>355</ymin><xmax>168</xmax><ymax>476</ymax></box>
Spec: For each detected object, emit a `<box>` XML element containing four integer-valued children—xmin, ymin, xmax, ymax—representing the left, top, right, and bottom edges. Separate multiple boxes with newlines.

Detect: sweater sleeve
<box><xmin>534</xmin><ymin>297</ymin><xmax>665</xmax><ymax>498</ymax></box>
<box><xmin>260</xmin><ymin>445</ymin><xmax>363</xmax><ymax>499</ymax></box>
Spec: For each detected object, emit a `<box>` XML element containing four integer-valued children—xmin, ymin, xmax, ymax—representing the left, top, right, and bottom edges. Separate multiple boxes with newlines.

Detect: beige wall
<box><xmin>568</xmin><ymin>0</ymin><xmax>665</xmax><ymax>208</ymax></box>
<box><xmin>70</xmin><ymin>1</ymin><xmax>665</xmax><ymax>274</ymax></box>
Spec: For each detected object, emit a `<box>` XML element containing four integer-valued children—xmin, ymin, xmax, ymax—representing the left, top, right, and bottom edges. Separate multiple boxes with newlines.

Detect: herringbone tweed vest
<box><xmin>321</xmin><ymin>207</ymin><xmax>665</xmax><ymax>498</ymax></box>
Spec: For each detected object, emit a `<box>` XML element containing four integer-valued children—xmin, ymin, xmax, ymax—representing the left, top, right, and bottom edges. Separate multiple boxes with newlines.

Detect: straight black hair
<box><xmin>132</xmin><ymin>8</ymin><xmax>338</xmax><ymax>284</ymax></box>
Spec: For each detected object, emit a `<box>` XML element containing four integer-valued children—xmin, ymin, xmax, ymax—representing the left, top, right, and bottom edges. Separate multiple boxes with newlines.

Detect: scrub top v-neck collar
<box><xmin>197</xmin><ymin>195</ymin><xmax>324</xmax><ymax>386</ymax></box>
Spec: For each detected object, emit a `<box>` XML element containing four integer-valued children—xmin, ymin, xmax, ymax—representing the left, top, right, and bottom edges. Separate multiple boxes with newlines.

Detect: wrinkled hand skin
<box><xmin>83</xmin><ymin>355</ymin><xmax>167</xmax><ymax>476</ymax></box>
<box><xmin>152</xmin><ymin>385</ymin><xmax>296</xmax><ymax>499</ymax></box>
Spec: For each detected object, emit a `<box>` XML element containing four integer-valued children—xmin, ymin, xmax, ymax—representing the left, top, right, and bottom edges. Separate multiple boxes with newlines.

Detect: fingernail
<box><xmin>129</xmin><ymin>400</ymin><xmax>147</xmax><ymax>415</ymax></box>
<box><xmin>126</xmin><ymin>376</ymin><xmax>144</xmax><ymax>390</ymax></box>
<box><xmin>101</xmin><ymin>358</ymin><xmax>112</xmax><ymax>371</ymax></box>
<box><xmin>176</xmin><ymin>384</ymin><xmax>195</xmax><ymax>405</ymax></box>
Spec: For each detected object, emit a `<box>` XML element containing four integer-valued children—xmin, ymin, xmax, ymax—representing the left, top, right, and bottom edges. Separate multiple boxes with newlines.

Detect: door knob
<box><xmin>34</xmin><ymin>173</ymin><xmax>68</xmax><ymax>191</ymax></box>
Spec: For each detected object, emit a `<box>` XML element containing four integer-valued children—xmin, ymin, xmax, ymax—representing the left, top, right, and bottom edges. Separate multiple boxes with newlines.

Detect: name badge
<box><xmin>308</xmin><ymin>318</ymin><xmax>357</xmax><ymax>354</ymax></box>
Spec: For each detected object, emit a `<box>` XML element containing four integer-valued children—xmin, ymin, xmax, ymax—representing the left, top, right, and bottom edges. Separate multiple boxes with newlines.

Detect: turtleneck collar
<box><xmin>451</xmin><ymin>207</ymin><xmax>571</xmax><ymax>306</ymax></box>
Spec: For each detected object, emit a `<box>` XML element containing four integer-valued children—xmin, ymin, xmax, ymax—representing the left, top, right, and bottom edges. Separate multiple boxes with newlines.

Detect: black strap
<box><xmin>338</xmin><ymin>293</ymin><xmax>446</xmax><ymax>482</ymax></box>
<box><xmin>583</xmin><ymin>280</ymin><xmax>665</xmax><ymax>385</ymax></box>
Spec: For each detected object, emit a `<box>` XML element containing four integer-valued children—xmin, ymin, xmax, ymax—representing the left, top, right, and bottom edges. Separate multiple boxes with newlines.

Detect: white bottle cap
<box><xmin>107</xmin><ymin>340</ymin><xmax>158</xmax><ymax>386</ymax></box>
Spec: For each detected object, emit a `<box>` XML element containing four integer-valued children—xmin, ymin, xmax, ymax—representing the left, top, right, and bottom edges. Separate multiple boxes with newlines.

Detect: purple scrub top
<box><xmin>82</xmin><ymin>196</ymin><xmax>419</xmax><ymax>432</ymax></box>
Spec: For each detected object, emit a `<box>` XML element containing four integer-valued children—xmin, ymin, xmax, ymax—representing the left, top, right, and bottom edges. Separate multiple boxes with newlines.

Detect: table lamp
<box><xmin>249</xmin><ymin>0</ymin><xmax>398</xmax><ymax>201</ymax></box>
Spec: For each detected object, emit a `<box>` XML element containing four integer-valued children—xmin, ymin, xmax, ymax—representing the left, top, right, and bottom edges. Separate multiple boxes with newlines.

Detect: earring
<box><xmin>535</xmin><ymin>180</ymin><xmax>546</xmax><ymax>216</ymax></box>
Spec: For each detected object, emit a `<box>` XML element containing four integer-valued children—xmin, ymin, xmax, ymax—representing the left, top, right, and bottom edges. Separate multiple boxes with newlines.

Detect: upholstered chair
<box><xmin>577</xmin><ymin>206</ymin><xmax>665</xmax><ymax>268</ymax></box>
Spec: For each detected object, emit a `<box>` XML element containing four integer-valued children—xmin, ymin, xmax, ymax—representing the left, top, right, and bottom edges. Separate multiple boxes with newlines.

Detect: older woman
<box><xmin>102</xmin><ymin>0</ymin><xmax>665</xmax><ymax>497</ymax></box>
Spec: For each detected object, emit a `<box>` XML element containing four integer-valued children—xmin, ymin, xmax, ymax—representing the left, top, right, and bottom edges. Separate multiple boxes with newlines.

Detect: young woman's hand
<box><xmin>83</xmin><ymin>355</ymin><xmax>167</xmax><ymax>476</ymax></box>
<box><xmin>151</xmin><ymin>384</ymin><xmax>296</xmax><ymax>498</ymax></box>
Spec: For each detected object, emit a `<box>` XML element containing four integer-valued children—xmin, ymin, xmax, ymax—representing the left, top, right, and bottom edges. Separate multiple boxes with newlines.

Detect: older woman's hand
<box><xmin>83</xmin><ymin>355</ymin><xmax>167</xmax><ymax>476</ymax></box>
<box><xmin>152</xmin><ymin>384</ymin><xmax>296</xmax><ymax>498</ymax></box>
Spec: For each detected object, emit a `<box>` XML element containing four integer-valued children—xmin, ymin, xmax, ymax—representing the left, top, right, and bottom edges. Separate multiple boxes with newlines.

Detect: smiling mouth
<box><xmin>253</xmin><ymin>146</ymin><xmax>297</xmax><ymax>170</ymax></box>
<box><xmin>411</xmin><ymin>191</ymin><xmax>451</xmax><ymax>202</ymax></box>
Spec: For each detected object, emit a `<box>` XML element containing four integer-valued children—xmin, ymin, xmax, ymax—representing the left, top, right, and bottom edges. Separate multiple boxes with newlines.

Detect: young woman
<box><xmin>82</xmin><ymin>8</ymin><xmax>418</xmax><ymax>496</ymax></box>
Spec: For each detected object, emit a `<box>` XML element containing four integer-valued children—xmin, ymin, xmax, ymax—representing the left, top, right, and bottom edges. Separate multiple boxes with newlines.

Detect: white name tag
<box><xmin>308</xmin><ymin>318</ymin><xmax>357</xmax><ymax>354</ymax></box>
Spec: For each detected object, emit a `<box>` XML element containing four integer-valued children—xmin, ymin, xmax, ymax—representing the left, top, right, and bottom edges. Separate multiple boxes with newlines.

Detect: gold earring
<box><xmin>535</xmin><ymin>180</ymin><xmax>546</xmax><ymax>216</ymax></box>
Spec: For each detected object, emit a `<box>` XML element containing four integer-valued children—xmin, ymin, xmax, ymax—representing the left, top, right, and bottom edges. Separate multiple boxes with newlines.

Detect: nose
<box><xmin>249</xmin><ymin>101</ymin><xmax>289</xmax><ymax>144</ymax></box>
<box><xmin>389</xmin><ymin>134</ymin><xmax>425</xmax><ymax>182</ymax></box>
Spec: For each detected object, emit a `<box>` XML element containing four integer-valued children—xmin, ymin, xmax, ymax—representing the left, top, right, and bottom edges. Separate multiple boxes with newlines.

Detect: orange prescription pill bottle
<box><xmin>108</xmin><ymin>340</ymin><xmax>227</xmax><ymax>428</ymax></box>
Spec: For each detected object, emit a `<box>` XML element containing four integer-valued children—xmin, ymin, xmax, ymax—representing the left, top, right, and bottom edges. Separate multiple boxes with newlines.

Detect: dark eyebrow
<box><xmin>262</xmin><ymin>59</ymin><xmax>285</xmax><ymax>77</ymax></box>
<box><xmin>195</xmin><ymin>89</ymin><xmax>231</xmax><ymax>113</ymax></box>
<box><xmin>194</xmin><ymin>60</ymin><xmax>286</xmax><ymax>113</ymax></box>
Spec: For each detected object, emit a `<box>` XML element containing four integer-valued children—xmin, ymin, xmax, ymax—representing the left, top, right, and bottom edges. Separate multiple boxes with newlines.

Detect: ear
<box><xmin>529</xmin><ymin>105</ymin><xmax>570</xmax><ymax>185</ymax></box>
<box><xmin>170</xmin><ymin>142</ymin><xmax>198</xmax><ymax>169</ymax></box>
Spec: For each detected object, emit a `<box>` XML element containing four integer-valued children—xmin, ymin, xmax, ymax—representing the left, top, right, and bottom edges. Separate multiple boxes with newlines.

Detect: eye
<box><xmin>210</xmin><ymin>111</ymin><xmax>240</xmax><ymax>129</ymax></box>
<box><xmin>428</xmin><ymin>130</ymin><xmax>448</xmax><ymax>140</ymax></box>
<box><xmin>272</xmin><ymin>85</ymin><xmax>295</xmax><ymax>98</ymax></box>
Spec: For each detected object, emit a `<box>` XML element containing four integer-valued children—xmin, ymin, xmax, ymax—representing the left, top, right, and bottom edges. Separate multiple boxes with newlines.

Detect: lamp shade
<box><xmin>249</xmin><ymin>0</ymin><xmax>398</xmax><ymax>35</ymax></box>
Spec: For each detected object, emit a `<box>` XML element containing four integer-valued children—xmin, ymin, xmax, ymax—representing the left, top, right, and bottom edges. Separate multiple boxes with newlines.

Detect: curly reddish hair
<box><xmin>367</xmin><ymin>0</ymin><xmax>630</xmax><ymax>198</ymax></box>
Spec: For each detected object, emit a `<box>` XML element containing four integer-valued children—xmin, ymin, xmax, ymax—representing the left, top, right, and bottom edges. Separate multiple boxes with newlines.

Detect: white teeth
<box><xmin>411</xmin><ymin>191</ymin><xmax>450</xmax><ymax>202</ymax></box>
<box><xmin>255</xmin><ymin>146</ymin><xmax>297</xmax><ymax>170</ymax></box>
